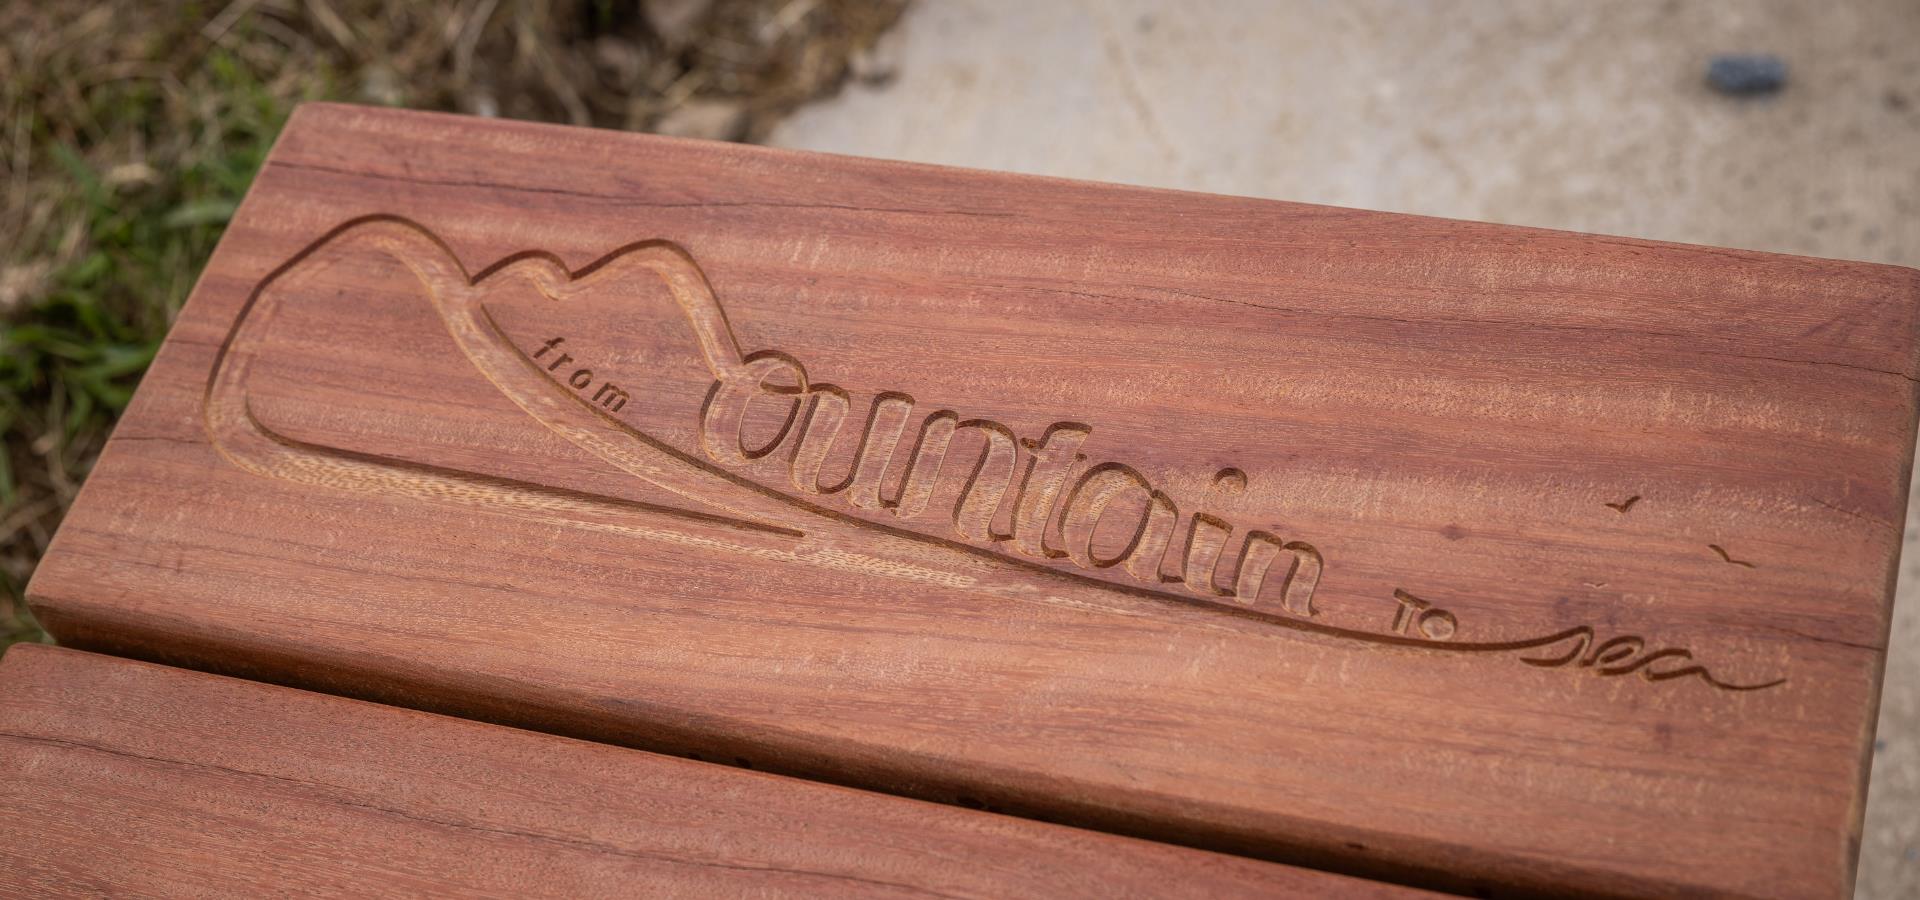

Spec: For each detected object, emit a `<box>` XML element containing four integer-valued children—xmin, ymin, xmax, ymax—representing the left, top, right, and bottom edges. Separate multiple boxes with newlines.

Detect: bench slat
<box><xmin>0</xmin><ymin>645</ymin><xmax>1403</xmax><ymax>897</ymax></box>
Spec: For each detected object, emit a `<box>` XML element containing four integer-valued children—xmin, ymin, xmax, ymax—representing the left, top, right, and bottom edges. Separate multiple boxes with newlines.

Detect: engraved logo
<box><xmin>206</xmin><ymin>216</ymin><xmax>1785</xmax><ymax>692</ymax></box>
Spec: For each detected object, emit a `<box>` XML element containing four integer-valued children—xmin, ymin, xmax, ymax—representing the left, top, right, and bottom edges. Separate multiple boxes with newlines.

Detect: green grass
<box><xmin>2</xmin><ymin>38</ymin><xmax>324</xmax><ymax>650</ymax></box>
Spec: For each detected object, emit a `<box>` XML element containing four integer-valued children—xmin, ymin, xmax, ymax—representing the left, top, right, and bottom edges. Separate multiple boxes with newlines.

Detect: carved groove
<box><xmin>204</xmin><ymin>215</ymin><xmax>1787</xmax><ymax>693</ymax></box>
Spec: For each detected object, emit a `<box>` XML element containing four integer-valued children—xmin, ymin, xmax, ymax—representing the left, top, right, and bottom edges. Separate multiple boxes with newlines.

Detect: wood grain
<box><xmin>0</xmin><ymin>645</ymin><xmax>1387</xmax><ymax>897</ymax></box>
<box><xmin>28</xmin><ymin>102</ymin><xmax>1920</xmax><ymax>897</ymax></box>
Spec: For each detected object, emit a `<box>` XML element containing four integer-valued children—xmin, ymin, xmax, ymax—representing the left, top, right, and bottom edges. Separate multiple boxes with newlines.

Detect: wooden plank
<box><xmin>0</xmin><ymin>644</ymin><xmax>1396</xmax><ymax>897</ymax></box>
<box><xmin>28</xmin><ymin>102</ymin><xmax>1920</xmax><ymax>898</ymax></box>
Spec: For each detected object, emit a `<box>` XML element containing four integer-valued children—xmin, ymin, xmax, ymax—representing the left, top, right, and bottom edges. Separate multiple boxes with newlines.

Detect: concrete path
<box><xmin>770</xmin><ymin>2</ymin><xmax>1920</xmax><ymax>896</ymax></box>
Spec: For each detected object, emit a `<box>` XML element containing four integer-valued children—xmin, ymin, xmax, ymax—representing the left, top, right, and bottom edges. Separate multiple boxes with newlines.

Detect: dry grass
<box><xmin>0</xmin><ymin>0</ymin><xmax>906</xmax><ymax>648</ymax></box>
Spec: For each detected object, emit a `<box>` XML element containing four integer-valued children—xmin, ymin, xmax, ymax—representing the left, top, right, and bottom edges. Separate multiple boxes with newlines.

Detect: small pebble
<box><xmin>1707</xmin><ymin>54</ymin><xmax>1788</xmax><ymax>96</ymax></box>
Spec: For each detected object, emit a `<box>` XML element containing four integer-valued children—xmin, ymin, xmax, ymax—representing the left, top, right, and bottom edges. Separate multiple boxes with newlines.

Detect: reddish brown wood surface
<box><xmin>0</xmin><ymin>644</ymin><xmax>1392</xmax><ymax>897</ymax></box>
<box><xmin>28</xmin><ymin>102</ymin><xmax>1920</xmax><ymax>897</ymax></box>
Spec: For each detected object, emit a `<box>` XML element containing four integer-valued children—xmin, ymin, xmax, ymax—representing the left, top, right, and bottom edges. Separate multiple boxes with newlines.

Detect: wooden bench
<box><xmin>26</xmin><ymin>102</ymin><xmax>1920</xmax><ymax>897</ymax></box>
<box><xmin>0</xmin><ymin>645</ymin><xmax>1401</xmax><ymax>896</ymax></box>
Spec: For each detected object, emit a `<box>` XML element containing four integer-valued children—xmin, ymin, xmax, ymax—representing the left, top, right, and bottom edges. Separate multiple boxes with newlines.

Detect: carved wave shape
<box><xmin>1518</xmin><ymin>628</ymin><xmax>1783</xmax><ymax>691</ymax></box>
<box><xmin>204</xmin><ymin>215</ymin><xmax>1786</xmax><ymax>693</ymax></box>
